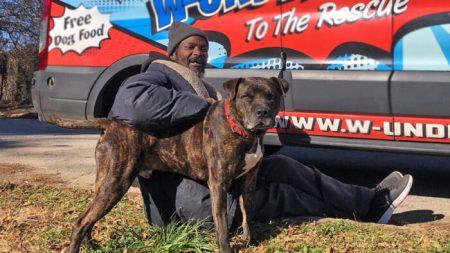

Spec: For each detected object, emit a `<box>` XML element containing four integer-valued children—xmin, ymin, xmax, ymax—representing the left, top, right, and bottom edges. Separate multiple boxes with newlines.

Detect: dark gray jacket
<box><xmin>110</xmin><ymin>59</ymin><xmax>219</xmax><ymax>134</ymax></box>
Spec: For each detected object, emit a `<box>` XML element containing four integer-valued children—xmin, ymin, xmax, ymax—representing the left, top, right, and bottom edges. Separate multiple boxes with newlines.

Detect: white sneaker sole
<box><xmin>377</xmin><ymin>175</ymin><xmax>413</xmax><ymax>224</ymax></box>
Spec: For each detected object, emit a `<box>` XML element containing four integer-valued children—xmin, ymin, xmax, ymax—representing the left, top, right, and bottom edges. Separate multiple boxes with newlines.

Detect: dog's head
<box><xmin>223</xmin><ymin>77</ymin><xmax>289</xmax><ymax>133</ymax></box>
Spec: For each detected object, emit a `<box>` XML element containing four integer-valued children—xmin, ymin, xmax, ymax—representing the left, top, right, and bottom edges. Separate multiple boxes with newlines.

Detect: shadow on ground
<box><xmin>393</xmin><ymin>210</ymin><xmax>445</xmax><ymax>224</ymax></box>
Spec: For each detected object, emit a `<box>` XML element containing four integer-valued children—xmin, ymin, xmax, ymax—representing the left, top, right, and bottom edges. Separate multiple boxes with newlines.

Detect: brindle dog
<box><xmin>49</xmin><ymin>76</ymin><xmax>288</xmax><ymax>253</ymax></box>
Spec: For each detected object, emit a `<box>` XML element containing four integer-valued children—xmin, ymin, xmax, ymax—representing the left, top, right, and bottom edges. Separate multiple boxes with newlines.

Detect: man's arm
<box><xmin>109</xmin><ymin>70</ymin><xmax>210</xmax><ymax>133</ymax></box>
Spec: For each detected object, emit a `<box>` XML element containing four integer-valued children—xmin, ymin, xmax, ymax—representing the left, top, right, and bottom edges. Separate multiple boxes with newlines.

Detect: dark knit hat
<box><xmin>167</xmin><ymin>22</ymin><xmax>208</xmax><ymax>56</ymax></box>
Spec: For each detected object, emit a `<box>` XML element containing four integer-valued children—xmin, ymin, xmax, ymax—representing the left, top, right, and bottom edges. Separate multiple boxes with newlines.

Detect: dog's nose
<box><xmin>256</xmin><ymin>108</ymin><xmax>268</xmax><ymax>118</ymax></box>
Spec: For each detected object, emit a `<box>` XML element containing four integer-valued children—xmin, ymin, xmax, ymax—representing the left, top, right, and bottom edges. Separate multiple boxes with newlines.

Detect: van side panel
<box><xmin>391</xmin><ymin>72</ymin><xmax>450</xmax><ymax>118</ymax></box>
<box><xmin>280</xmin><ymin>0</ymin><xmax>393</xmax><ymax>71</ymax></box>
<box><xmin>391</xmin><ymin>2</ymin><xmax>450</xmax><ymax>144</ymax></box>
<box><xmin>37</xmin><ymin>66</ymin><xmax>105</xmax><ymax>120</ymax></box>
<box><xmin>33</xmin><ymin>0</ymin><xmax>450</xmax><ymax>154</ymax></box>
<box><xmin>275</xmin><ymin>1</ymin><xmax>394</xmax><ymax>143</ymax></box>
<box><xmin>289</xmin><ymin>71</ymin><xmax>391</xmax><ymax>114</ymax></box>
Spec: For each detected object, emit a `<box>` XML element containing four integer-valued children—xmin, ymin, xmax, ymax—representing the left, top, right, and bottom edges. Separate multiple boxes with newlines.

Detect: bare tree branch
<box><xmin>0</xmin><ymin>0</ymin><xmax>41</xmax><ymax>50</ymax></box>
<box><xmin>0</xmin><ymin>0</ymin><xmax>41</xmax><ymax>105</ymax></box>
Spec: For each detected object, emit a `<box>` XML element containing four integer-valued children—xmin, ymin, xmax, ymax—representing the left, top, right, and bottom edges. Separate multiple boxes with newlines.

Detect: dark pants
<box><xmin>138</xmin><ymin>154</ymin><xmax>374</xmax><ymax>226</ymax></box>
<box><xmin>254</xmin><ymin>155</ymin><xmax>374</xmax><ymax>220</ymax></box>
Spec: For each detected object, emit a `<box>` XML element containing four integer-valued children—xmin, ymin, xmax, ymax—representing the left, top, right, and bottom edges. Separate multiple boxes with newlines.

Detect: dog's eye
<box><xmin>242</xmin><ymin>94</ymin><xmax>253</xmax><ymax>100</ymax></box>
<box><xmin>266</xmin><ymin>93</ymin><xmax>274</xmax><ymax>100</ymax></box>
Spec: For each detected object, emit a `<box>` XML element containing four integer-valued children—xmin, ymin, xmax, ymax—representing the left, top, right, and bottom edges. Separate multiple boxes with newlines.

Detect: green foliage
<box><xmin>428</xmin><ymin>239</ymin><xmax>450</xmax><ymax>253</ymax></box>
<box><xmin>315</xmin><ymin>220</ymin><xmax>357</xmax><ymax>236</ymax></box>
<box><xmin>82</xmin><ymin>219</ymin><xmax>216</xmax><ymax>253</ymax></box>
<box><xmin>295</xmin><ymin>243</ymin><xmax>324</xmax><ymax>253</ymax></box>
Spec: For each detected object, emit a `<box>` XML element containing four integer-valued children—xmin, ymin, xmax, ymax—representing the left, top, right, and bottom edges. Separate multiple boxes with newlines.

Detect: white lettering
<box><xmin>426</xmin><ymin>124</ymin><xmax>446</xmax><ymax>138</ymax></box>
<box><xmin>255</xmin><ymin>21</ymin><xmax>268</xmax><ymax>40</ymax></box>
<box><xmin>316</xmin><ymin>3</ymin><xmax>336</xmax><ymax>28</ymax></box>
<box><xmin>346</xmin><ymin>119</ymin><xmax>372</xmax><ymax>134</ymax></box>
<box><xmin>393</xmin><ymin>0</ymin><xmax>409</xmax><ymax>14</ymax></box>
<box><xmin>291</xmin><ymin>116</ymin><xmax>315</xmax><ymax>130</ymax></box>
<box><xmin>334</xmin><ymin>6</ymin><xmax>350</xmax><ymax>25</ymax></box>
<box><xmin>274</xmin><ymin>116</ymin><xmax>290</xmax><ymax>129</ymax></box>
<box><xmin>316</xmin><ymin>0</ymin><xmax>409</xmax><ymax>28</ymax></box>
<box><xmin>403</xmin><ymin>123</ymin><xmax>424</xmax><ymax>137</ymax></box>
<box><xmin>362</xmin><ymin>0</ymin><xmax>379</xmax><ymax>20</ymax></box>
<box><xmin>282</xmin><ymin>116</ymin><xmax>450</xmax><ymax>140</ymax></box>
<box><xmin>349</xmin><ymin>3</ymin><xmax>364</xmax><ymax>22</ymax></box>
<box><xmin>150</xmin><ymin>0</ymin><xmax>270</xmax><ymax>32</ymax></box>
<box><xmin>284</xmin><ymin>9</ymin><xmax>296</xmax><ymax>34</ymax></box>
<box><xmin>273</xmin><ymin>8</ymin><xmax>310</xmax><ymax>36</ymax></box>
<box><xmin>383</xmin><ymin>122</ymin><xmax>402</xmax><ymax>136</ymax></box>
<box><xmin>245</xmin><ymin>17</ymin><xmax>267</xmax><ymax>41</ymax></box>
<box><xmin>376</xmin><ymin>0</ymin><xmax>392</xmax><ymax>17</ymax></box>
<box><xmin>317</xmin><ymin>118</ymin><xmax>341</xmax><ymax>132</ymax></box>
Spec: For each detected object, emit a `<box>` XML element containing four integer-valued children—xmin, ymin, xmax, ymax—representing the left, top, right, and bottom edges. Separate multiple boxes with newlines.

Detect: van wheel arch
<box><xmin>86</xmin><ymin>54</ymin><xmax>148</xmax><ymax>118</ymax></box>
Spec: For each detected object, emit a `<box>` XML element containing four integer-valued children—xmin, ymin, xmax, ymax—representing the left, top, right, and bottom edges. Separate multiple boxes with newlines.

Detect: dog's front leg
<box><xmin>208</xmin><ymin>178</ymin><xmax>232</xmax><ymax>253</ymax></box>
<box><xmin>239</xmin><ymin>164</ymin><xmax>260</xmax><ymax>244</ymax></box>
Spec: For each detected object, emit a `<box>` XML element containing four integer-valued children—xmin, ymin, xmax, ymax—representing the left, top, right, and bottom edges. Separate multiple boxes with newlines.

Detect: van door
<box><xmin>203</xmin><ymin>1</ymin><xmax>285</xmax><ymax>88</ymax></box>
<box><xmin>391</xmin><ymin>1</ymin><xmax>450</xmax><ymax>144</ymax></box>
<box><xmin>276</xmin><ymin>0</ymin><xmax>395</xmax><ymax>148</ymax></box>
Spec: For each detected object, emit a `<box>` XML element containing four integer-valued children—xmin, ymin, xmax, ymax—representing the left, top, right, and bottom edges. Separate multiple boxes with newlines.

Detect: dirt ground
<box><xmin>0</xmin><ymin>163</ymin><xmax>69</xmax><ymax>188</ymax></box>
<box><xmin>0</xmin><ymin>105</ymin><xmax>37</xmax><ymax>119</ymax></box>
<box><xmin>0</xmin><ymin>106</ymin><xmax>93</xmax><ymax>190</ymax></box>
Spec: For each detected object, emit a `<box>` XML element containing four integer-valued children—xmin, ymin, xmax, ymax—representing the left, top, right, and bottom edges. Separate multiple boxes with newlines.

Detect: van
<box><xmin>32</xmin><ymin>0</ymin><xmax>450</xmax><ymax>155</ymax></box>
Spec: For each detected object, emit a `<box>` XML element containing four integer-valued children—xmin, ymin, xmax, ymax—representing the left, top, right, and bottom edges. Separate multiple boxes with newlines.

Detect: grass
<box><xmin>1</xmin><ymin>182</ymin><xmax>450</xmax><ymax>253</ymax></box>
<box><xmin>87</xmin><ymin>219</ymin><xmax>216</xmax><ymax>253</ymax></box>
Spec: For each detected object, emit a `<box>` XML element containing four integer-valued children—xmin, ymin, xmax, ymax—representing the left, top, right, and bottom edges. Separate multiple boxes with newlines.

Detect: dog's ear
<box><xmin>223</xmin><ymin>78</ymin><xmax>243</xmax><ymax>100</ymax></box>
<box><xmin>270</xmin><ymin>77</ymin><xmax>289</xmax><ymax>96</ymax></box>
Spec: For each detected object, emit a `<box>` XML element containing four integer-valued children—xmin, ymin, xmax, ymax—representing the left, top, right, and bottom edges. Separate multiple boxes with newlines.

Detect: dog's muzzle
<box><xmin>244</xmin><ymin>107</ymin><xmax>275</xmax><ymax>131</ymax></box>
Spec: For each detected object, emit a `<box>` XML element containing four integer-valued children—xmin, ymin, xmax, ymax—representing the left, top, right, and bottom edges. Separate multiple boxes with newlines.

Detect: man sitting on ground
<box><xmin>109</xmin><ymin>22</ymin><xmax>414</xmax><ymax>227</ymax></box>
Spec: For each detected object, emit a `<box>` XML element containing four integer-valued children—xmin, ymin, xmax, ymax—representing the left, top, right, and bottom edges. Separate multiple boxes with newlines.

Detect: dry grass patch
<box><xmin>1</xmin><ymin>182</ymin><xmax>449</xmax><ymax>253</ymax></box>
<box><xmin>0</xmin><ymin>105</ymin><xmax>37</xmax><ymax>119</ymax></box>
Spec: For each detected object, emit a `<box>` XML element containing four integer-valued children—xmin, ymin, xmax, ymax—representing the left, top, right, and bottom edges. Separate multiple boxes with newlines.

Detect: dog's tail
<box><xmin>47</xmin><ymin>115</ymin><xmax>111</xmax><ymax>130</ymax></box>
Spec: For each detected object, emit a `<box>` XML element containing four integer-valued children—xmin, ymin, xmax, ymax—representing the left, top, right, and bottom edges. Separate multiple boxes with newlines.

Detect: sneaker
<box><xmin>374</xmin><ymin>171</ymin><xmax>403</xmax><ymax>191</ymax></box>
<box><xmin>366</xmin><ymin>174</ymin><xmax>413</xmax><ymax>224</ymax></box>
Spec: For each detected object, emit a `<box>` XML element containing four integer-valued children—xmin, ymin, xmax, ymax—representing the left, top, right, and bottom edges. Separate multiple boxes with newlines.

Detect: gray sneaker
<box><xmin>375</xmin><ymin>171</ymin><xmax>403</xmax><ymax>191</ymax></box>
<box><xmin>367</xmin><ymin>174</ymin><xmax>413</xmax><ymax>224</ymax></box>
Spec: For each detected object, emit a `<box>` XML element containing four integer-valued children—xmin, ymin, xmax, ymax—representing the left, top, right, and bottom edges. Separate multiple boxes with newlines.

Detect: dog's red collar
<box><xmin>224</xmin><ymin>98</ymin><xmax>253</xmax><ymax>139</ymax></box>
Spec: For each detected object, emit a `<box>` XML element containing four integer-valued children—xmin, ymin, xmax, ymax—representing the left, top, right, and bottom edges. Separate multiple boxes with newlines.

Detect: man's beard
<box><xmin>189</xmin><ymin>57</ymin><xmax>206</xmax><ymax>77</ymax></box>
<box><xmin>193</xmin><ymin>68</ymin><xmax>205</xmax><ymax>78</ymax></box>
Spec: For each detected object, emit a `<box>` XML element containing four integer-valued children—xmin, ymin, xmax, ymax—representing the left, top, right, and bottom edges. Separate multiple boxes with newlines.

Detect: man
<box><xmin>110</xmin><ymin>22</ymin><xmax>413</xmax><ymax>227</ymax></box>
